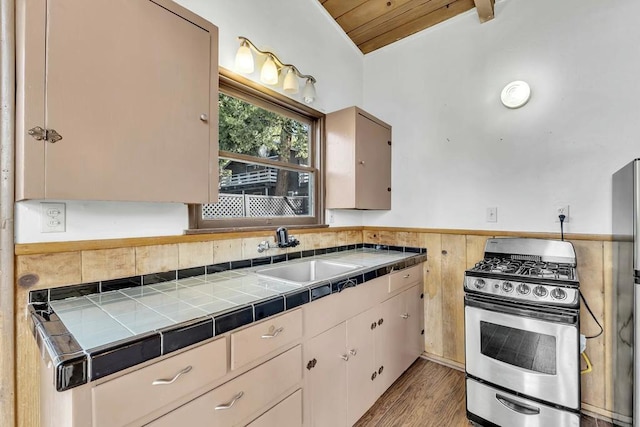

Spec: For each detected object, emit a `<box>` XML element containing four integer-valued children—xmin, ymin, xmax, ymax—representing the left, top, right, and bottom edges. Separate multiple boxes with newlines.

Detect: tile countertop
<box><xmin>29</xmin><ymin>245</ymin><xmax>427</xmax><ymax>392</ymax></box>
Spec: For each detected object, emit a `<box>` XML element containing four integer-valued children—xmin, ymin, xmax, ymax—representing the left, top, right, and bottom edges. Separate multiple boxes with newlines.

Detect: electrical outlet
<box><xmin>556</xmin><ymin>205</ymin><xmax>570</xmax><ymax>222</ymax></box>
<box><xmin>328</xmin><ymin>211</ymin><xmax>335</xmax><ymax>224</ymax></box>
<box><xmin>41</xmin><ymin>202</ymin><xmax>66</xmax><ymax>232</ymax></box>
<box><xmin>486</xmin><ymin>207</ymin><xmax>498</xmax><ymax>223</ymax></box>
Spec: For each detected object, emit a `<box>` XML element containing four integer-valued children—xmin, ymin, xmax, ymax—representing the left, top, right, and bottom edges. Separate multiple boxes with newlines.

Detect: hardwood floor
<box><xmin>354</xmin><ymin>357</ymin><xmax>613</xmax><ymax>427</ymax></box>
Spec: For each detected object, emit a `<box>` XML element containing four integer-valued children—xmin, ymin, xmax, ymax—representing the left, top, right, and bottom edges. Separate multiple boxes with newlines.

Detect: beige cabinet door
<box><xmin>345</xmin><ymin>306</ymin><xmax>378</xmax><ymax>426</ymax></box>
<box><xmin>374</xmin><ymin>293</ymin><xmax>405</xmax><ymax>395</ymax></box>
<box><xmin>400</xmin><ymin>285</ymin><xmax>425</xmax><ymax>370</ymax></box>
<box><xmin>303</xmin><ymin>323</ymin><xmax>348</xmax><ymax>427</ymax></box>
<box><xmin>354</xmin><ymin>112</ymin><xmax>391</xmax><ymax>209</ymax></box>
<box><xmin>35</xmin><ymin>0</ymin><xmax>218</xmax><ymax>203</ymax></box>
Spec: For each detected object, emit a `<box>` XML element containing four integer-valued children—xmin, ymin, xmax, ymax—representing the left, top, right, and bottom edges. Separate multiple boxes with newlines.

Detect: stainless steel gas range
<box><xmin>464</xmin><ymin>238</ymin><xmax>581</xmax><ymax>427</ymax></box>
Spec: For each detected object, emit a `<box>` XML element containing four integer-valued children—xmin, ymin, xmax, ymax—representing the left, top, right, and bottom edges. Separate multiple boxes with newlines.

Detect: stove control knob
<box><xmin>516</xmin><ymin>283</ymin><xmax>530</xmax><ymax>295</ymax></box>
<box><xmin>474</xmin><ymin>279</ymin><xmax>486</xmax><ymax>290</ymax></box>
<box><xmin>551</xmin><ymin>288</ymin><xmax>567</xmax><ymax>300</ymax></box>
<box><xmin>533</xmin><ymin>286</ymin><xmax>548</xmax><ymax>298</ymax></box>
<box><xmin>502</xmin><ymin>281</ymin><xmax>514</xmax><ymax>293</ymax></box>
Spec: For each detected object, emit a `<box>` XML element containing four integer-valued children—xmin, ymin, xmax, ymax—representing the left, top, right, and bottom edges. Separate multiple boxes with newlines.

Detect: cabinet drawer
<box><xmin>388</xmin><ymin>264</ymin><xmax>422</xmax><ymax>293</ymax></box>
<box><xmin>148</xmin><ymin>345</ymin><xmax>302</xmax><ymax>427</ymax></box>
<box><xmin>231</xmin><ymin>309</ymin><xmax>302</xmax><ymax>370</ymax></box>
<box><xmin>246</xmin><ymin>389</ymin><xmax>302</xmax><ymax>427</ymax></box>
<box><xmin>92</xmin><ymin>337</ymin><xmax>226</xmax><ymax>427</ymax></box>
<box><xmin>304</xmin><ymin>276</ymin><xmax>388</xmax><ymax>338</ymax></box>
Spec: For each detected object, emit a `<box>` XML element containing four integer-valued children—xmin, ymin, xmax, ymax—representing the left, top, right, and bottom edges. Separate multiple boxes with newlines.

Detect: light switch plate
<box><xmin>486</xmin><ymin>207</ymin><xmax>498</xmax><ymax>223</ymax></box>
<box><xmin>41</xmin><ymin>202</ymin><xmax>66</xmax><ymax>233</ymax></box>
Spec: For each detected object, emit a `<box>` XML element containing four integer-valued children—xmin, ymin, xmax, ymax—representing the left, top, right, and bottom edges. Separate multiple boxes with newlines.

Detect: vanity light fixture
<box><xmin>234</xmin><ymin>36</ymin><xmax>317</xmax><ymax>104</ymax></box>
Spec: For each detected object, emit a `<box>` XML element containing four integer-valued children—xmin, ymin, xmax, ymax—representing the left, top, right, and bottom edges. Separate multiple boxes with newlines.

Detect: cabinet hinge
<box><xmin>28</xmin><ymin>126</ymin><xmax>63</xmax><ymax>143</ymax></box>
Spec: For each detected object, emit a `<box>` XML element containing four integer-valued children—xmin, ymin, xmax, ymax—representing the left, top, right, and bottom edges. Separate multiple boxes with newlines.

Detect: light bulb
<box><xmin>283</xmin><ymin>67</ymin><xmax>299</xmax><ymax>94</ymax></box>
<box><xmin>260</xmin><ymin>56</ymin><xmax>279</xmax><ymax>85</ymax></box>
<box><xmin>302</xmin><ymin>79</ymin><xmax>316</xmax><ymax>104</ymax></box>
<box><xmin>235</xmin><ymin>42</ymin><xmax>254</xmax><ymax>74</ymax></box>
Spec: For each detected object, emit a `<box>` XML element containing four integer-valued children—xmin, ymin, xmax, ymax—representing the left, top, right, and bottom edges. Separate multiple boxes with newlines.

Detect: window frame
<box><xmin>189</xmin><ymin>69</ymin><xmax>325</xmax><ymax>231</ymax></box>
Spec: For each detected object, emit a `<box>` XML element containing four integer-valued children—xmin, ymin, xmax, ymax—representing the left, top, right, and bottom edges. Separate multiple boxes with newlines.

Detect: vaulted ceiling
<box><xmin>319</xmin><ymin>0</ymin><xmax>495</xmax><ymax>54</ymax></box>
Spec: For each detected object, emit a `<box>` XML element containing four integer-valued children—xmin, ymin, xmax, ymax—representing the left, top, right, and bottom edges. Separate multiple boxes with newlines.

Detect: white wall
<box><xmin>15</xmin><ymin>0</ymin><xmax>363</xmax><ymax>243</ymax></box>
<box><xmin>362</xmin><ymin>0</ymin><xmax>640</xmax><ymax>235</ymax></box>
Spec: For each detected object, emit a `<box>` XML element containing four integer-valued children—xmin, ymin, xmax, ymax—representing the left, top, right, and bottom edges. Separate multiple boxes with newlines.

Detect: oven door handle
<box><xmin>465</xmin><ymin>294</ymin><xmax>578</xmax><ymax>324</ymax></box>
<box><xmin>495</xmin><ymin>394</ymin><xmax>541</xmax><ymax>415</ymax></box>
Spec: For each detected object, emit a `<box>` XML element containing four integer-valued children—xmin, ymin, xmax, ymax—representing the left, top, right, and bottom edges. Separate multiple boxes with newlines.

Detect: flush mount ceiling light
<box><xmin>234</xmin><ymin>36</ymin><xmax>317</xmax><ymax>104</ymax></box>
<box><xmin>500</xmin><ymin>81</ymin><xmax>531</xmax><ymax>109</ymax></box>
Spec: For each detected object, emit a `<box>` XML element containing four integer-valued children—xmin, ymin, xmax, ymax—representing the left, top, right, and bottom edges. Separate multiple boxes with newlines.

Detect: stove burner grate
<box><xmin>472</xmin><ymin>257</ymin><xmax>576</xmax><ymax>281</ymax></box>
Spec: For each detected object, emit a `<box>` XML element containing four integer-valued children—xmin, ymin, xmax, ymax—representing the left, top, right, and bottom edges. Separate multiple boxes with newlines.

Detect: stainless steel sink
<box><xmin>255</xmin><ymin>260</ymin><xmax>362</xmax><ymax>284</ymax></box>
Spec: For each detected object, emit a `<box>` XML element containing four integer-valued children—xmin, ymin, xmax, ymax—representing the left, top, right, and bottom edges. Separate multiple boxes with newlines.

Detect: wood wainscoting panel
<box><xmin>82</xmin><ymin>247</ymin><xmax>135</xmax><ymax>283</ymax></box>
<box><xmin>441</xmin><ymin>234</ymin><xmax>466</xmax><ymax>364</ymax></box>
<box><xmin>336</xmin><ymin>229</ymin><xmax>363</xmax><ymax>246</ymax></box>
<box><xmin>213</xmin><ymin>239</ymin><xmax>243</xmax><ymax>264</ymax></box>
<box><xmin>178</xmin><ymin>241</ymin><xmax>214</xmax><ymax>269</ymax></box>
<box><xmin>16</xmin><ymin>294</ymin><xmax>41</xmax><ymax>427</ymax></box>
<box><xmin>16</xmin><ymin>251</ymin><xmax>82</xmax><ymax>290</ymax></box>
<box><xmin>603</xmin><ymin>241</ymin><xmax>614</xmax><ymax>412</ymax></box>
<box><xmin>421</xmin><ymin>233</ymin><xmax>443</xmax><ymax>357</ymax></box>
<box><xmin>465</xmin><ymin>235</ymin><xmax>488</xmax><ymax>269</ymax></box>
<box><xmin>573</xmin><ymin>240</ymin><xmax>606</xmax><ymax>410</ymax></box>
<box><xmin>135</xmin><ymin>244</ymin><xmax>179</xmax><ymax>276</ymax></box>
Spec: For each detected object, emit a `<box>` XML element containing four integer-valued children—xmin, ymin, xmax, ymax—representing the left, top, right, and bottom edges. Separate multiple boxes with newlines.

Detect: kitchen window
<box><xmin>190</xmin><ymin>71</ymin><xmax>324</xmax><ymax>230</ymax></box>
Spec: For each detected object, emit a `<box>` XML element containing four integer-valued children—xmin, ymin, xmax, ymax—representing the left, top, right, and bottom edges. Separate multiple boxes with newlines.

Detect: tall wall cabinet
<box><xmin>16</xmin><ymin>0</ymin><xmax>219</xmax><ymax>203</ymax></box>
<box><xmin>325</xmin><ymin>107</ymin><xmax>392</xmax><ymax>210</ymax></box>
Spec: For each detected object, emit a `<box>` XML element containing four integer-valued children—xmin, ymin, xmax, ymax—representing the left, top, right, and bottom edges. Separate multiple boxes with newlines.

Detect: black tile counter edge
<box><xmin>29</xmin><ymin>250</ymin><xmax>427</xmax><ymax>391</ymax></box>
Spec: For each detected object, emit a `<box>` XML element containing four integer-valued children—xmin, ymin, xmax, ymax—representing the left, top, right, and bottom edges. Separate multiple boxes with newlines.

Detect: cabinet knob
<box><xmin>200</xmin><ymin>113</ymin><xmax>208</xmax><ymax>122</ymax></box>
<box><xmin>349</xmin><ymin>348</ymin><xmax>358</xmax><ymax>356</ymax></box>
<box><xmin>378</xmin><ymin>365</ymin><xmax>384</xmax><ymax>375</ymax></box>
<box><xmin>378</xmin><ymin>318</ymin><xmax>384</xmax><ymax>326</ymax></box>
<box><xmin>359</xmin><ymin>160</ymin><xmax>365</xmax><ymax>165</ymax></box>
<box><xmin>371</xmin><ymin>372</ymin><xmax>377</xmax><ymax>381</ymax></box>
<box><xmin>441</xmin><ymin>250</ymin><xmax>448</xmax><ymax>255</ymax></box>
<box><xmin>340</xmin><ymin>354</ymin><xmax>350</xmax><ymax>361</ymax></box>
<box><xmin>306</xmin><ymin>358</ymin><xmax>317</xmax><ymax>370</ymax></box>
<box><xmin>401</xmin><ymin>313</ymin><xmax>410</xmax><ymax>319</ymax></box>
<box><xmin>387</xmin><ymin>187</ymin><xmax>391</xmax><ymax>192</ymax></box>
<box><xmin>370</xmin><ymin>322</ymin><xmax>377</xmax><ymax>330</ymax></box>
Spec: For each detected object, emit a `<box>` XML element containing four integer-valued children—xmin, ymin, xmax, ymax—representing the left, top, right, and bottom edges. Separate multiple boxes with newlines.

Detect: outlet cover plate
<box><xmin>555</xmin><ymin>205</ymin><xmax>570</xmax><ymax>222</ymax></box>
<box><xmin>41</xmin><ymin>202</ymin><xmax>66</xmax><ymax>233</ymax></box>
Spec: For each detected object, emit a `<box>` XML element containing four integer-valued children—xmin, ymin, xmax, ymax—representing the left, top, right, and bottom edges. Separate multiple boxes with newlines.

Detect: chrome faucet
<box><xmin>257</xmin><ymin>228</ymin><xmax>300</xmax><ymax>253</ymax></box>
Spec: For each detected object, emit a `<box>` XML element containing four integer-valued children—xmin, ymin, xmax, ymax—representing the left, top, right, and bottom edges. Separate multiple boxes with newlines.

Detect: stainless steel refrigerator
<box><xmin>613</xmin><ymin>158</ymin><xmax>640</xmax><ymax>426</ymax></box>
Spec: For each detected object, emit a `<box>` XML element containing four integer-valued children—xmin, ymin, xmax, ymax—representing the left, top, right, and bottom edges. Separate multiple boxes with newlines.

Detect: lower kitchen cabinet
<box><xmin>303</xmin><ymin>323</ymin><xmax>349</xmax><ymax>427</ymax></box>
<box><xmin>246</xmin><ymin>390</ymin><xmax>302</xmax><ymax>427</ymax></box>
<box><xmin>148</xmin><ymin>346</ymin><xmax>301</xmax><ymax>426</ymax></box>
<box><xmin>304</xmin><ymin>283</ymin><xmax>424</xmax><ymax>427</ymax></box>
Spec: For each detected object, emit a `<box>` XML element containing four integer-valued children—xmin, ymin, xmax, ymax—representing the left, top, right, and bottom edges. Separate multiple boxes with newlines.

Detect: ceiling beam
<box><xmin>473</xmin><ymin>0</ymin><xmax>495</xmax><ymax>23</ymax></box>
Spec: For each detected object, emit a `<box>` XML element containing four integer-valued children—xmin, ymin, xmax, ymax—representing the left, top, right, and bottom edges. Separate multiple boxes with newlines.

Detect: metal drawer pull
<box><xmin>261</xmin><ymin>326</ymin><xmax>284</xmax><ymax>339</ymax></box>
<box><xmin>341</xmin><ymin>354</ymin><xmax>350</xmax><ymax>361</ymax></box>
<box><xmin>152</xmin><ymin>366</ymin><xmax>192</xmax><ymax>385</ymax></box>
<box><xmin>215</xmin><ymin>391</ymin><xmax>244</xmax><ymax>410</ymax></box>
<box><xmin>495</xmin><ymin>394</ymin><xmax>540</xmax><ymax>415</ymax></box>
<box><xmin>401</xmin><ymin>313</ymin><xmax>410</xmax><ymax>319</ymax></box>
<box><xmin>403</xmin><ymin>274</ymin><xmax>411</xmax><ymax>278</ymax></box>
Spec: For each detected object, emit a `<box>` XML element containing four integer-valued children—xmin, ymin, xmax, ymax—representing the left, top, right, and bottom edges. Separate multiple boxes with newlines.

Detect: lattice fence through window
<box><xmin>203</xmin><ymin>194</ymin><xmax>308</xmax><ymax>219</ymax></box>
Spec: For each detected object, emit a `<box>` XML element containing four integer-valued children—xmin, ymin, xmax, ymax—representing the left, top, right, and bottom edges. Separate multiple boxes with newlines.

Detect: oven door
<box><xmin>465</xmin><ymin>295</ymin><xmax>580</xmax><ymax>410</ymax></box>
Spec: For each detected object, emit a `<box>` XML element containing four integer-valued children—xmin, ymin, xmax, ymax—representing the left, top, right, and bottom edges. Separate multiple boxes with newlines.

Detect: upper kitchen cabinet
<box><xmin>325</xmin><ymin>107</ymin><xmax>391</xmax><ymax>210</ymax></box>
<box><xmin>16</xmin><ymin>0</ymin><xmax>219</xmax><ymax>203</ymax></box>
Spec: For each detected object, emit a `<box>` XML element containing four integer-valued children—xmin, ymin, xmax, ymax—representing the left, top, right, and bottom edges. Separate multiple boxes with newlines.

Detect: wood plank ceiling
<box><xmin>319</xmin><ymin>0</ymin><xmax>495</xmax><ymax>54</ymax></box>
